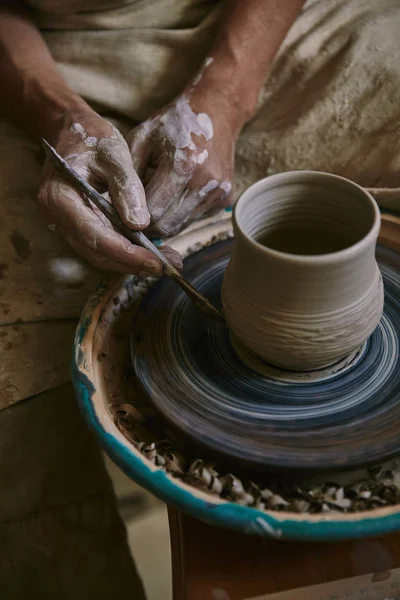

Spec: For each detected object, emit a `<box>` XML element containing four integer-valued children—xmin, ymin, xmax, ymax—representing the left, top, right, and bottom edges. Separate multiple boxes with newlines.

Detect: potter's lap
<box><xmin>236</xmin><ymin>0</ymin><xmax>400</xmax><ymax>209</ymax></box>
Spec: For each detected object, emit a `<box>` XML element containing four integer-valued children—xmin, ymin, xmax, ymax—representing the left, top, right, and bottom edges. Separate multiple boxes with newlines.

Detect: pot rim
<box><xmin>233</xmin><ymin>171</ymin><xmax>381</xmax><ymax>264</ymax></box>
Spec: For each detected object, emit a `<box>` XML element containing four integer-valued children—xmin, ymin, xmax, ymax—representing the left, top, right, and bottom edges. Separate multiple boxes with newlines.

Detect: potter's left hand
<box><xmin>126</xmin><ymin>88</ymin><xmax>243</xmax><ymax>237</ymax></box>
<box><xmin>125</xmin><ymin>0</ymin><xmax>307</xmax><ymax>238</ymax></box>
<box><xmin>126</xmin><ymin>0</ymin><xmax>307</xmax><ymax>237</ymax></box>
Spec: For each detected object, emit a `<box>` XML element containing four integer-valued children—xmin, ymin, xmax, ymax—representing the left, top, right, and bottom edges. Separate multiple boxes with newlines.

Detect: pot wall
<box><xmin>222</xmin><ymin>172</ymin><xmax>384</xmax><ymax>371</ymax></box>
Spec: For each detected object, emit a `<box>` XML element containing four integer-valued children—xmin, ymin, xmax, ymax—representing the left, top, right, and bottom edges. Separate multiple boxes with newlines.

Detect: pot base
<box><xmin>230</xmin><ymin>333</ymin><xmax>366</xmax><ymax>384</ymax></box>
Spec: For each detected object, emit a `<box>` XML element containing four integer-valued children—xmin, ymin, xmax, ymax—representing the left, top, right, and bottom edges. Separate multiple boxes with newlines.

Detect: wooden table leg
<box><xmin>168</xmin><ymin>507</ymin><xmax>400</xmax><ymax>600</ymax></box>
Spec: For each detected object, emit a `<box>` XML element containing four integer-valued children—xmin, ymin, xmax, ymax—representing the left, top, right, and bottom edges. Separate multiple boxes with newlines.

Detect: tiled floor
<box><xmin>105</xmin><ymin>456</ymin><xmax>172</xmax><ymax>600</ymax></box>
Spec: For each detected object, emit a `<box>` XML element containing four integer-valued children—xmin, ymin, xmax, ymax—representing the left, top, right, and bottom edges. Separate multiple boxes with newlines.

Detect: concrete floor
<box><xmin>105</xmin><ymin>456</ymin><xmax>172</xmax><ymax>600</ymax></box>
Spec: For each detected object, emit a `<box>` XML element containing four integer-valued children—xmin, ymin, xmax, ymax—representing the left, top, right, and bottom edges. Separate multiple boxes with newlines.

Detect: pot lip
<box><xmin>233</xmin><ymin>171</ymin><xmax>381</xmax><ymax>265</ymax></box>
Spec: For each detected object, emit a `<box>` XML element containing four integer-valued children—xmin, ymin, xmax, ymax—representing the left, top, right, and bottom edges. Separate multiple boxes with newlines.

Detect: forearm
<box><xmin>191</xmin><ymin>0</ymin><xmax>306</xmax><ymax>127</ymax></box>
<box><xmin>0</xmin><ymin>1</ymin><xmax>91</xmax><ymax>141</ymax></box>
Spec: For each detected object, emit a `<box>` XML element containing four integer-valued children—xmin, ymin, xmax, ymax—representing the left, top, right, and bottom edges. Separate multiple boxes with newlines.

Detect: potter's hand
<box><xmin>125</xmin><ymin>0</ymin><xmax>307</xmax><ymax>239</ymax></box>
<box><xmin>126</xmin><ymin>90</ymin><xmax>239</xmax><ymax>237</ymax></box>
<box><xmin>38</xmin><ymin>112</ymin><xmax>182</xmax><ymax>275</ymax></box>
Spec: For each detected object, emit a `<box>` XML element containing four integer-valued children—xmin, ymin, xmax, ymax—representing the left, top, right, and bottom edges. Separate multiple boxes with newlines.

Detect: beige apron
<box><xmin>2</xmin><ymin>0</ymin><xmax>400</xmax><ymax>409</ymax></box>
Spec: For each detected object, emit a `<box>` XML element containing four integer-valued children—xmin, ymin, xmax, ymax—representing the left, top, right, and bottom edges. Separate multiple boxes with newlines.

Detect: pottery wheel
<box><xmin>131</xmin><ymin>240</ymin><xmax>400</xmax><ymax>471</ymax></box>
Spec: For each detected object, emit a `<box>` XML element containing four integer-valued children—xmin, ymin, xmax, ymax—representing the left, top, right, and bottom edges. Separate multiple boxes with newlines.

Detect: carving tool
<box><xmin>41</xmin><ymin>138</ymin><xmax>225</xmax><ymax>322</ymax></box>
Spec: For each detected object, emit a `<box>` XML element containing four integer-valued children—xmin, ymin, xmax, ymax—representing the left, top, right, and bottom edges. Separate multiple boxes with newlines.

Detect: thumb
<box><xmin>96</xmin><ymin>137</ymin><xmax>150</xmax><ymax>230</ymax></box>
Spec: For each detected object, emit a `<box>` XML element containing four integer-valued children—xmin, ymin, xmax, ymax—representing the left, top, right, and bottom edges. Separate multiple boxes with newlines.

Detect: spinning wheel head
<box><xmin>132</xmin><ymin>239</ymin><xmax>400</xmax><ymax>471</ymax></box>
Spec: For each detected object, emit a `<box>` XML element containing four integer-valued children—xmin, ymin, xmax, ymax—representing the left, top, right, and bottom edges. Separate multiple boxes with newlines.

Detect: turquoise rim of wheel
<box><xmin>71</xmin><ymin>272</ymin><xmax>400</xmax><ymax>542</ymax></box>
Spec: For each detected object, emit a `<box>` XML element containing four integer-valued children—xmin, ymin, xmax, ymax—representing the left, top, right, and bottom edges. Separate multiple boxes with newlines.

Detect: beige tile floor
<box><xmin>105</xmin><ymin>456</ymin><xmax>172</xmax><ymax>600</ymax></box>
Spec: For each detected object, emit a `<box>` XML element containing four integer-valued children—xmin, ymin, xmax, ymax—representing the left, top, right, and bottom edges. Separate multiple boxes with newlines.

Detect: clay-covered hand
<box><xmin>38</xmin><ymin>112</ymin><xmax>182</xmax><ymax>275</ymax></box>
<box><xmin>126</xmin><ymin>90</ymin><xmax>238</xmax><ymax>238</ymax></box>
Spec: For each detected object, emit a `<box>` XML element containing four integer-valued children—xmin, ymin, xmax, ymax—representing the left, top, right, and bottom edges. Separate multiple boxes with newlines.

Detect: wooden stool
<box><xmin>169</xmin><ymin>507</ymin><xmax>400</xmax><ymax>600</ymax></box>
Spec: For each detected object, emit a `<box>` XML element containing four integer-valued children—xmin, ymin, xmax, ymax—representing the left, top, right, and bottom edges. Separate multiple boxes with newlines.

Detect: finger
<box><xmin>63</xmin><ymin>228</ymin><xmax>164</xmax><ymax>276</ymax></box>
<box><xmin>65</xmin><ymin>235</ymin><xmax>182</xmax><ymax>274</ymax></box>
<box><xmin>193</xmin><ymin>185</ymin><xmax>232</xmax><ymax>218</ymax></box>
<box><xmin>39</xmin><ymin>179</ymin><xmax>163</xmax><ymax>275</ymax></box>
<box><xmin>145</xmin><ymin>156</ymin><xmax>187</xmax><ymax>223</ymax></box>
<box><xmin>197</xmin><ymin>205</ymin><xmax>227</xmax><ymax>220</ymax></box>
<box><xmin>149</xmin><ymin>177</ymin><xmax>234</xmax><ymax>237</ymax></box>
<box><xmin>126</xmin><ymin>121</ymin><xmax>157</xmax><ymax>178</ymax></box>
<box><xmin>148</xmin><ymin>188</ymin><xmax>200</xmax><ymax>237</ymax></box>
<box><xmin>95</xmin><ymin>137</ymin><xmax>150</xmax><ymax>230</ymax></box>
<box><xmin>158</xmin><ymin>244</ymin><xmax>183</xmax><ymax>270</ymax></box>
<box><xmin>64</xmin><ymin>234</ymin><xmax>142</xmax><ymax>274</ymax></box>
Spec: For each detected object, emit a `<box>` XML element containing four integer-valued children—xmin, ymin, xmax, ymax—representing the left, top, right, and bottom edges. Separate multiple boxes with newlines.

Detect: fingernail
<box><xmin>159</xmin><ymin>246</ymin><xmax>183</xmax><ymax>270</ymax></box>
<box><xmin>143</xmin><ymin>259</ymin><xmax>162</xmax><ymax>275</ymax></box>
<box><xmin>172</xmin><ymin>255</ymin><xmax>183</xmax><ymax>270</ymax></box>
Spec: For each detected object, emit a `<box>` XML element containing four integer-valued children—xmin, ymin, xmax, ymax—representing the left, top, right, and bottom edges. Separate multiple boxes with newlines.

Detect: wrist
<box><xmin>187</xmin><ymin>78</ymin><xmax>254</xmax><ymax>136</ymax></box>
<box><xmin>31</xmin><ymin>86</ymin><xmax>93</xmax><ymax>145</ymax></box>
<box><xmin>17</xmin><ymin>73</ymin><xmax>96</xmax><ymax>144</ymax></box>
<box><xmin>187</xmin><ymin>59</ymin><xmax>264</xmax><ymax>130</ymax></box>
<box><xmin>45</xmin><ymin>104</ymin><xmax>108</xmax><ymax>149</ymax></box>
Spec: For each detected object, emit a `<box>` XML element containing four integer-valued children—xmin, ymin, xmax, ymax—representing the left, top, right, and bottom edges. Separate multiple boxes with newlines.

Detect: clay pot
<box><xmin>222</xmin><ymin>171</ymin><xmax>384</xmax><ymax>371</ymax></box>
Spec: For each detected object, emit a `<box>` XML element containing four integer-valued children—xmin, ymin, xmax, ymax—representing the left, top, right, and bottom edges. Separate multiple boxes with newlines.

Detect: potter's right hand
<box><xmin>38</xmin><ymin>111</ymin><xmax>182</xmax><ymax>275</ymax></box>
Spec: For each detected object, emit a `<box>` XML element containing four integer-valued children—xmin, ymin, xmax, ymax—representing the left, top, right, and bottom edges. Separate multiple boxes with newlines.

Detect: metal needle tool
<box><xmin>41</xmin><ymin>138</ymin><xmax>225</xmax><ymax>322</ymax></box>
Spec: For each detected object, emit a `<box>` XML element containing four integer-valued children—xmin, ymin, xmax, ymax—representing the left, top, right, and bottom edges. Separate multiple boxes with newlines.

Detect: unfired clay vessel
<box><xmin>222</xmin><ymin>171</ymin><xmax>384</xmax><ymax>371</ymax></box>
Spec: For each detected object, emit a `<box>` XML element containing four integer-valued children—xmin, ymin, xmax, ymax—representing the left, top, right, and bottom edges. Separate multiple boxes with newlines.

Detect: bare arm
<box><xmin>0</xmin><ymin>0</ymin><xmax>304</xmax><ymax>138</ymax></box>
<box><xmin>190</xmin><ymin>0</ymin><xmax>307</xmax><ymax>126</ymax></box>
<box><xmin>0</xmin><ymin>0</ymin><xmax>90</xmax><ymax>142</ymax></box>
<box><xmin>128</xmin><ymin>0</ymin><xmax>306</xmax><ymax>236</ymax></box>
